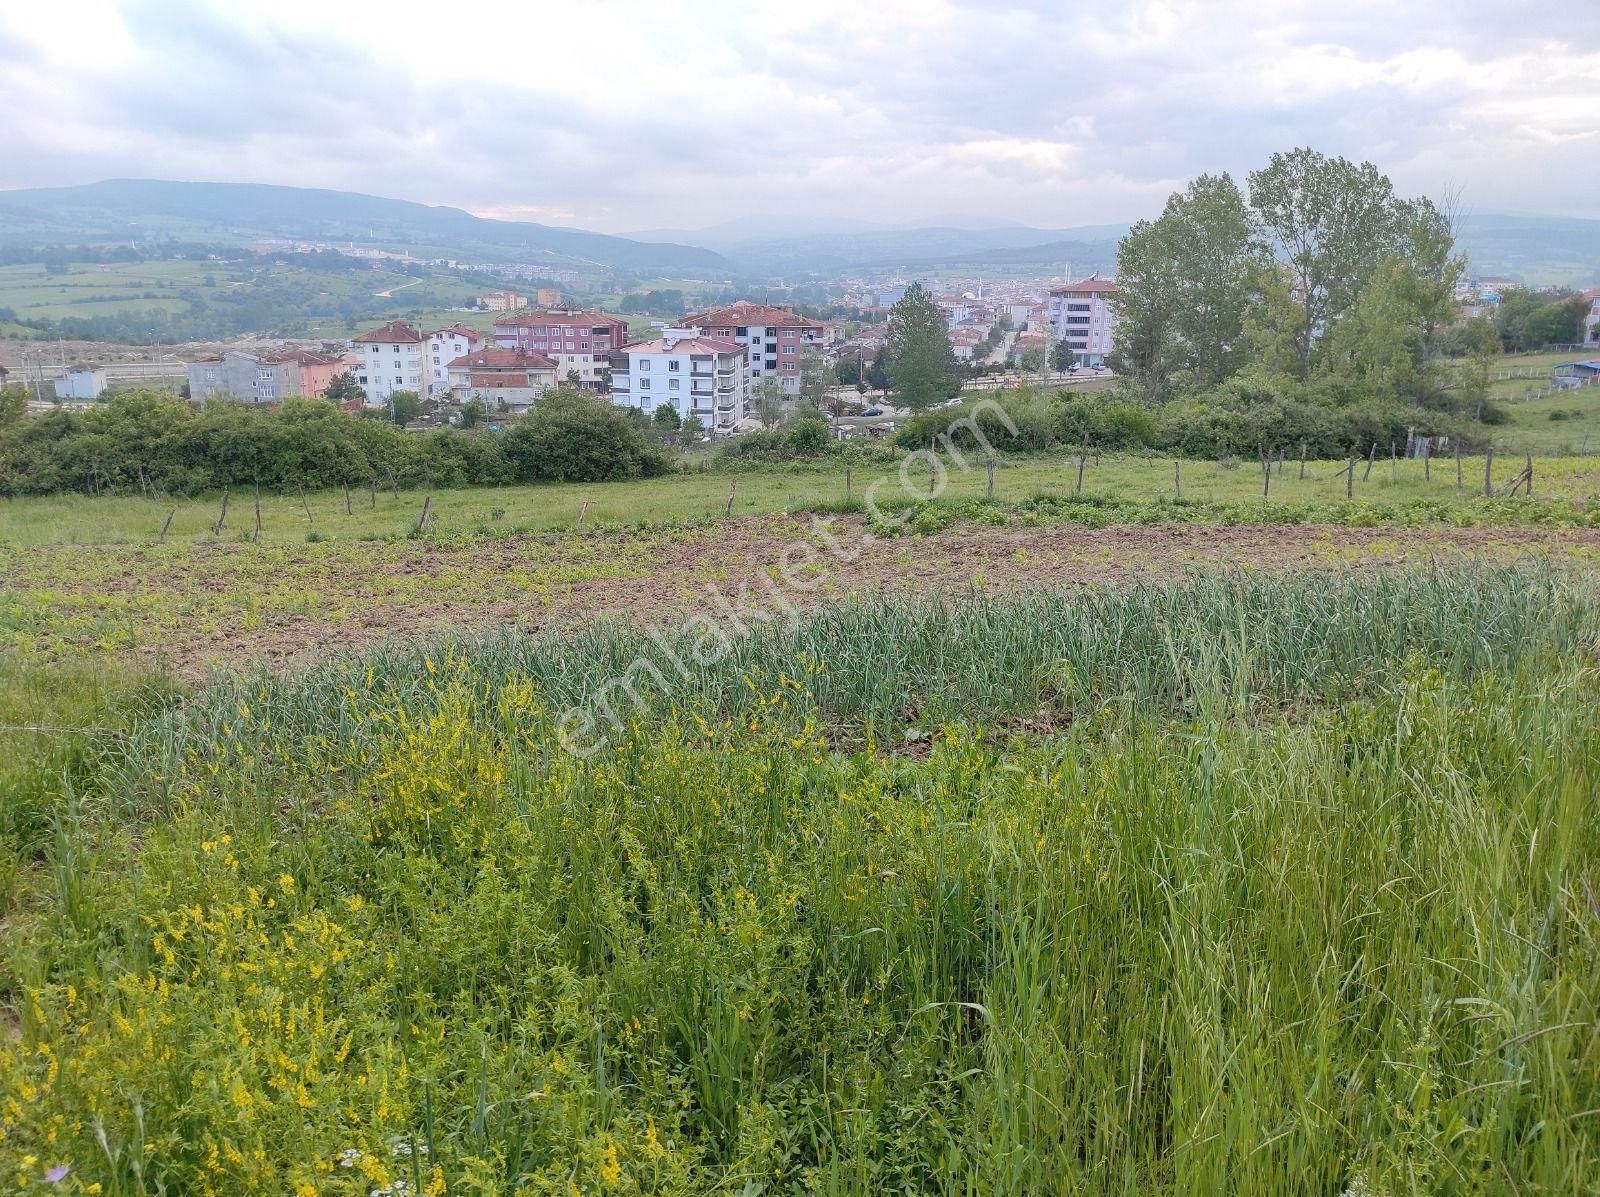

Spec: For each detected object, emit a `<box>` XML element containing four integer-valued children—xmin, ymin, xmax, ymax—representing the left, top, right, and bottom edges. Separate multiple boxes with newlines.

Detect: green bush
<box><xmin>0</xmin><ymin>389</ymin><xmax>667</xmax><ymax>496</ymax></box>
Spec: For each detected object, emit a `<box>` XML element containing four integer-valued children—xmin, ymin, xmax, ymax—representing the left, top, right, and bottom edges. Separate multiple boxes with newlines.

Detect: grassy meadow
<box><xmin>4</xmin><ymin>448</ymin><xmax>1600</xmax><ymax>549</ymax></box>
<box><xmin>2</xmin><ymin>568</ymin><xmax>1599</xmax><ymax>1193</ymax></box>
<box><xmin>4</xmin><ymin>442</ymin><xmax>1600</xmax><ymax>1191</ymax></box>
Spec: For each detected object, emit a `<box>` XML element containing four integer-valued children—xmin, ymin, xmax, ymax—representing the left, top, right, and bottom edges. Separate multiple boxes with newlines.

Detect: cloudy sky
<box><xmin>1</xmin><ymin>1</ymin><xmax>1597</xmax><ymax>234</ymax></box>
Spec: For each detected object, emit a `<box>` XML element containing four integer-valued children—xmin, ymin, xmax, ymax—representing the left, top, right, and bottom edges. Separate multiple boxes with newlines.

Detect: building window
<box><xmin>640</xmin><ymin>359</ymin><xmax>651</xmax><ymax>370</ymax></box>
<box><xmin>669</xmin><ymin>379</ymin><xmax>679</xmax><ymax>391</ymax></box>
<box><xmin>783</xmin><ymin>346</ymin><xmax>795</xmax><ymax>355</ymax></box>
<box><xmin>668</xmin><ymin>359</ymin><xmax>680</xmax><ymax>371</ymax></box>
<box><xmin>640</xmin><ymin>378</ymin><xmax>651</xmax><ymax>390</ymax></box>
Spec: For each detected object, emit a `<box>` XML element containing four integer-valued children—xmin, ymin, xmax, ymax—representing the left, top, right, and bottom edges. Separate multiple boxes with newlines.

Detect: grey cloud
<box><xmin>0</xmin><ymin>1</ymin><xmax>1596</xmax><ymax>230</ymax></box>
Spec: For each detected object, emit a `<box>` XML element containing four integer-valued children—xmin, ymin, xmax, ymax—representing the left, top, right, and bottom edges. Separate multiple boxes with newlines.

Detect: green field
<box><xmin>0</xmin><ymin>258</ymin><xmax>491</xmax><ymax>340</ymax></box>
<box><xmin>4</xmin><ymin>449</ymin><xmax>1597</xmax><ymax>549</ymax></box>
<box><xmin>3</xmin><ymin>452</ymin><xmax>1600</xmax><ymax>1192</ymax></box>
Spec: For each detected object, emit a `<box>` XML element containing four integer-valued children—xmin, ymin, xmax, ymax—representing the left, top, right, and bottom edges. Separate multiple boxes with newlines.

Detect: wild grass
<box><xmin>3</xmin><ymin>566</ymin><xmax>1599</xmax><ymax>1193</ymax></box>
<box><xmin>3</xmin><ymin>450</ymin><xmax>1599</xmax><ymax>548</ymax></box>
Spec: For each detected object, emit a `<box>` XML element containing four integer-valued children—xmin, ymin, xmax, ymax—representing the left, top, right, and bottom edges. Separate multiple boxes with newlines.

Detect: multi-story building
<box><xmin>481</xmin><ymin>291</ymin><xmax>526</xmax><ymax>311</ymax></box>
<box><xmin>424</xmin><ymin>325</ymin><xmax>486</xmax><ymax>398</ymax></box>
<box><xmin>1047</xmin><ymin>278</ymin><xmax>1118</xmax><ymax>367</ymax></box>
<box><xmin>353</xmin><ymin>320</ymin><xmax>425</xmax><ymax>405</ymax></box>
<box><xmin>679</xmin><ymin>301</ymin><xmax>825</xmax><ymax>395</ymax></box>
<box><xmin>186</xmin><ymin>350</ymin><xmax>343</xmax><ymax>403</ymax></box>
<box><xmin>609</xmin><ymin>329</ymin><xmax>749</xmax><ymax>432</ymax></box>
<box><xmin>492</xmin><ymin>310</ymin><xmax>629</xmax><ymax>388</ymax></box>
<box><xmin>445</xmin><ymin>347</ymin><xmax>559</xmax><ymax>414</ymax></box>
<box><xmin>1582</xmin><ymin>287</ymin><xmax>1600</xmax><ymax>345</ymax></box>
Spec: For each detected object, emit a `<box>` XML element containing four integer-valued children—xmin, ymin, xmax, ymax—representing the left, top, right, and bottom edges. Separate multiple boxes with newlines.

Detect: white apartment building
<box><xmin>609</xmin><ymin>329</ymin><xmax>749</xmax><ymax>432</ymax></box>
<box><xmin>425</xmin><ymin>324</ymin><xmax>485</xmax><ymax>398</ymax></box>
<box><xmin>1047</xmin><ymin>278</ymin><xmax>1118</xmax><ymax>367</ymax></box>
<box><xmin>353</xmin><ymin>320</ymin><xmax>425</xmax><ymax>405</ymax></box>
<box><xmin>679</xmin><ymin>301</ymin><xmax>824</xmax><ymax>395</ymax></box>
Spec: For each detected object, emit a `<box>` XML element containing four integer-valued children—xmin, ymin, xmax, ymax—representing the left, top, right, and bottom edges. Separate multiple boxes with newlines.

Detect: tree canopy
<box><xmin>885</xmin><ymin>283</ymin><xmax>958</xmax><ymax>412</ymax></box>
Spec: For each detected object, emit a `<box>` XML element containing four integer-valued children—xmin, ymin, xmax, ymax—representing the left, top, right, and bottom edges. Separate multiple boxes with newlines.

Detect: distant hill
<box><xmin>870</xmin><ymin>236</ymin><xmax>1122</xmax><ymax>276</ymax></box>
<box><xmin>0</xmin><ymin>179</ymin><xmax>733</xmax><ymax>278</ymax></box>
<box><xmin>1454</xmin><ymin>213</ymin><xmax>1600</xmax><ymax>287</ymax></box>
<box><xmin>715</xmin><ymin>224</ymin><xmax>1131</xmax><ymax>275</ymax></box>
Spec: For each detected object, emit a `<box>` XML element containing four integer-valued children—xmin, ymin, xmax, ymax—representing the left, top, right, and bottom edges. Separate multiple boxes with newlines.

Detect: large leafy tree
<box><xmin>1110</xmin><ymin>173</ymin><xmax>1267</xmax><ymax>401</ymax></box>
<box><xmin>885</xmin><ymin>283</ymin><xmax>957</xmax><ymax>411</ymax></box>
<box><xmin>1248</xmin><ymin>148</ymin><xmax>1408</xmax><ymax>376</ymax></box>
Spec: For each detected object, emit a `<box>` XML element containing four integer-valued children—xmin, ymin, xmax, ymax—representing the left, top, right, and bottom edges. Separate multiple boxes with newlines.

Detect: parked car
<box><xmin>863</xmin><ymin>406</ymin><xmax>883</xmax><ymax>416</ymax></box>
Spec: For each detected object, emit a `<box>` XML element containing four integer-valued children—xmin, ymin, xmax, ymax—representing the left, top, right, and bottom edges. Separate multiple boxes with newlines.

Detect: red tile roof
<box><xmin>1049</xmin><ymin>279</ymin><xmax>1118</xmax><ymax>296</ymax></box>
<box><xmin>353</xmin><ymin>320</ymin><xmax>421</xmax><ymax>344</ymax></box>
<box><xmin>447</xmin><ymin>348</ymin><xmax>558</xmax><ymax>370</ymax></box>
<box><xmin>681</xmin><ymin>301</ymin><xmax>822</xmax><ymax>330</ymax></box>
<box><xmin>492</xmin><ymin>310</ymin><xmax>620</xmax><ymax>329</ymax></box>
<box><xmin>427</xmin><ymin>324</ymin><xmax>484</xmax><ymax>340</ymax></box>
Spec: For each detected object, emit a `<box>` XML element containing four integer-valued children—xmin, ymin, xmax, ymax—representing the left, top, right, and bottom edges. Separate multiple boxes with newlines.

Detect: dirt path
<box><xmin>164</xmin><ymin>517</ymin><xmax>1600</xmax><ymax>678</ymax></box>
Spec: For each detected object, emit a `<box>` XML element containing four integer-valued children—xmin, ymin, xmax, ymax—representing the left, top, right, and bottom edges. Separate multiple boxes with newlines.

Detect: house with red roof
<box><xmin>678</xmin><ymin>301</ymin><xmax>824</xmax><ymax>395</ymax></box>
<box><xmin>445</xmin><ymin>347</ymin><xmax>559</xmax><ymax>413</ymax></box>
<box><xmin>491</xmin><ymin>310</ymin><xmax>628</xmax><ymax>389</ymax></box>
<box><xmin>353</xmin><ymin>320</ymin><xmax>424</xmax><ymax>406</ymax></box>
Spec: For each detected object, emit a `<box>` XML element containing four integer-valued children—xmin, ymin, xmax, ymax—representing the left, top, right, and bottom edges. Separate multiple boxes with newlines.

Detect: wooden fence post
<box><xmin>1075</xmin><ymin>433</ymin><xmax>1088</xmax><ymax>494</ymax></box>
<box><xmin>1483</xmin><ymin>444</ymin><xmax>1493</xmax><ymax>498</ymax></box>
<box><xmin>213</xmin><ymin>489</ymin><xmax>229</xmax><ymax>536</ymax></box>
<box><xmin>1390</xmin><ymin>440</ymin><xmax>1397</xmax><ymax>480</ymax></box>
<box><xmin>845</xmin><ymin>466</ymin><xmax>852</xmax><ymax>503</ymax></box>
<box><xmin>577</xmin><ymin>500</ymin><xmax>589</xmax><ymax>528</ymax></box>
<box><xmin>413</xmin><ymin>495</ymin><xmax>432</xmax><ymax>535</ymax></box>
<box><xmin>370</xmin><ymin>478</ymin><xmax>378</xmax><ymax>509</ymax></box>
<box><xmin>158</xmin><ymin>507</ymin><xmax>176</xmax><ymax>544</ymax></box>
<box><xmin>344</xmin><ymin>483</ymin><xmax>352</xmax><ymax>516</ymax></box>
<box><xmin>1423</xmin><ymin>440</ymin><xmax>1430</xmax><ymax>482</ymax></box>
<box><xmin>1455</xmin><ymin>443</ymin><xmax>1462</xmax><ymax>489</ymax></box>
<box><xmin>297</xmin><ymin>482</ymin><xmax>314</xmax><ymax>524</ymax></box>
<box><xmin>1260</xmin><ymin>446</ymin><xmax>1271</xmax><ymax>498</ymax></box>
<box><xmin>724</xmin><ymin>478</ymin><xmax>737</xmax><ymax>517</ymax></box>
<box><xmin>986</xmin><ymin>458</ymin><xmax>995</xmax><ymax>498</ymax></box>
<box><xmin>1173</xmin><ymin>459</ymin><xmax>1181</xmax><ymax>501</ymax></box>
<box><xmin>1363</xmin><ymin>443</ymin><xmax>1377</xmax><ymax>482</ymax></box>
<box><xmin>1346</xmin><ymin>455</ymin><xmax>1355</xmax><ymax>500</ymax></box>
<box><xmin>1525</xmin><ymin>451</ymin><xmax>1533</xmax><ymax>498</ymax></box>
<box><xmin>388</xmin><ymin>470</ymin><xmax>399</xmax><ymax>501</ymax></box>
<box><xmin>254</xmin><ymin>485</ymin><xmax>263</xmax><ymax>542</ymax></box>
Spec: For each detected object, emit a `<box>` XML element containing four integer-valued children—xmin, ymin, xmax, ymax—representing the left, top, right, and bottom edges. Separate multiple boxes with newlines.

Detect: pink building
<box><xmin>679</xmin><ymin>301</ymin><xmax>825</xmax><ymax>394</ymax></box>
<box><xmin>491</xmin><ymin>310</ymin><xmax>629</xmax><ymax>388</ymax></box>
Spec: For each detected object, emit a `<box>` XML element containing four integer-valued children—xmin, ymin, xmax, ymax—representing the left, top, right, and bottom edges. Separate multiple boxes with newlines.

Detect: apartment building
<box><xmin>679</xmin><ymin>301</ymin><xmax>824</xmax><ymax>395</ymax></box>
<box><xmin>1047</xmin><ymin>278</ymin><xmax>1118</xmax><ymax>366</ymax></box>
<box><xmin>445</xmin><ymin>347</ymin><xmax>559</xmax><ymax>413</ymax></box>
<box><xmin>353</xmin><ymin>320</ymin><xmax>425</xmax><ymax>405</ymax></box>
<box><xmin>186</xmin><ymin>349</ymin><xmax>343</xmax><ymax>403</ymax></box>
<box><xmin>609</xmin><ymin>329</ymin><xmax>749</xmax><ymax>432</ymax></box>
<box><xmin>425</xmin><ymin>324</ymin><xmax>486</xmax><ymax>397</ymax></box>
<box><xmin>1583</xmin><ymin>287</ymin><xmax>1600</xmax><ymax>345</ymax></box>
<box><xmin>480</xmin><ymin>291</ymin><xmax>526</xmax><ymax>311</ymax></box>
<box><xmin>491</xmin><ymin>310</ymin><xmax>629</xmax><ymax>388</ymax></box>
